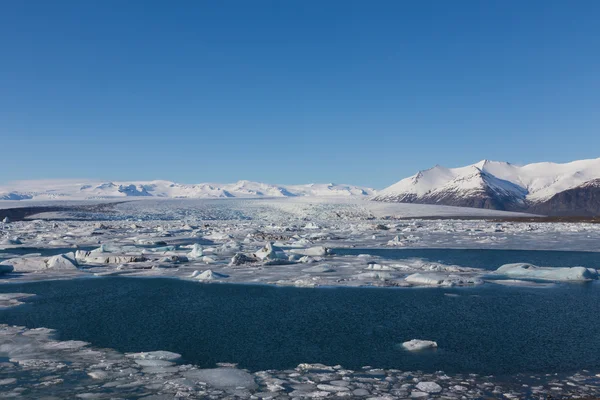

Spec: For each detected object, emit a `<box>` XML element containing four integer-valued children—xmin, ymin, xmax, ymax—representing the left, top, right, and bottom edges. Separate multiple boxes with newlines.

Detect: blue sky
<box><xmin>1</xmin><ymin>0</ymin><xmax>599</xmax><ymax>189</ymax></box>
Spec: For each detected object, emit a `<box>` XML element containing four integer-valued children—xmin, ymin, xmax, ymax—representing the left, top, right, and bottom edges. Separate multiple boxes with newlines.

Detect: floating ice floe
<box><xmin>405</xmin><ymin>272</ymin><xmax>483</xmax><ymax>286</ymax></box>
<box><xmin>0</xmin><ymin>293</ymin><xmax>34</xmax><ymax>308</ymax></box>
<box><xmin>402</xmin><ymin>339</ymin><xmax>438</xmax><ymax>351</ymax></box>
<box><xmin>289</xmin><ymin>246</ymin><xmax>329</xmax><ymax>257</ymax></box>
<box><xmin>355</xmin><ymin>271</ymin><xmax>394</xmax><ymax>280</ymax></box>
<box><xmin>302</xmin><ymin>264</ymin><xmax>335</xmax><ymax>273</ymax></box>
<box><xmin>75</xmin><ymin>251</ymin><xmax>147</xmax><ymax>265</ymax></box>
<box><xmin>366</xmin><ymin>262</ymin><xmax>394</xmax><ymax>270</ymax></box>
<box><xmin>1</xmin><ymin>252</ymin><xmax>79</xmax><ymax>272</ymax></box>
<box><xmin>184</xmin><ymin>368</ymin><xmax>258</xmax><ymax>390</ymax></box>
<box><xmin>125</xmin><ymin>350</ymin><xmax>182</xmax><ymax>361</ymax></box>
<box><xmin>495</xmin><ymin>263</ymin><xmax>598</xmax><ymax>281</ymax></box>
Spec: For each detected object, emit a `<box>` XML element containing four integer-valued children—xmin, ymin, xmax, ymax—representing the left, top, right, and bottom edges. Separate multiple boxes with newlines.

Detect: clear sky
<box><xmin>1</xmin><ymin>0</ymin><xmax>599</xmax><ymax>189</ymax></box>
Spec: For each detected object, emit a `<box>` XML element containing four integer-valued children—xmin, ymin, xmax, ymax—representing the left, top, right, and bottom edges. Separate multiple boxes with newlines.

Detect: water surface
<box><xmin>1</xmin><ymin>277</ymin><xmax>599</xmax><ymax>375</ymax></box>
<box><xmin>333</xmin><ymin>248</ymin><xmax>600</xmax><ymax>270</ymax></box>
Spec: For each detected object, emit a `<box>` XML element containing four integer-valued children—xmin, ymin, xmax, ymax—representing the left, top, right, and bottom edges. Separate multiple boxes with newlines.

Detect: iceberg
<box><xmin>495</xmin><ymin>263</ymin><xmax>598</xmax><ymax>281</ymax></box>
<box><xmin>253</xmin><ymin>242</ymin><xmax>287</xmax><ymax>261</ymax></box>
<box><xmin>190</xmin><ymin>269</ymin><xmax>228</xmax><ymax>280</ymax></box>
<box><xmin>402</xmin><ymin>339</ymin><xmax>438</xmax><ymax>351</ymax></box>
<box><xmin>46</xmin><ymin>252</ymin><xmax>79</xmax><ymax>269</ymax></box>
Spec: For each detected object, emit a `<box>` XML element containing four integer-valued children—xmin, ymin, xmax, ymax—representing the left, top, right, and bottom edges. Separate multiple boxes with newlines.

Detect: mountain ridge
<box><xmin>372</xmin><ymin>158</ymin><xmax>600</xmax><ymax>215</ymax></box>
<box><xmin>0</xmin><ymin>179</ymin><xmax>375</xmax><ymax>201</ymax></box>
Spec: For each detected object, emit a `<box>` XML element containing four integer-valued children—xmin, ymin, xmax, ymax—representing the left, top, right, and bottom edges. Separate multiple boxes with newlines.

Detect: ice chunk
<box><xmin>184</xmin><ymin>368</ymin><xmax>257</xmax><ymax>389</ymax></box>
<box><xmin>302</xmin><ymin>264</ymin><xmax>335</xmax><ymax>273</ymax></box>
<box><xmin>126</xmin><ymin>350</ymin><xmax>182</xmax><ymax>361</ymax></box>
<box><xmin>355</xmin><ymin>271</ymin><xmax>394</xmax><ymax>280</ymax></box>
<box><xmin>253</xmin><ymin>242</ymin><xmax>287</xmax><ymax>261</ymax></box>
<box><xmin>402</xmin><ymin>339</ymin><xmax>438</xmax><ymax>351</ymax></box>
<box><xmin>75</xmin><ymin>251</ymin><xmax>147</xmax><ymax>264</ymax></box>
<box><xmin>416</xmin><ymin>381</ymin><xmax>442</xmax><ymax>393</ymax></box>
<box><xmin>46</xmin><ymin>252</ymin><xmax>79</xmax><ymax>269</ymax></box>
<box><xmin>405</xmin><ymin>273</ymin><xmax>483</xmax><ymax>286</ymax></box>
<box><xmin>229</xmin><ymin>253</ymin><xmax>257</xmax><ymax>266</ymax></box>
<box><xmin>496</xmin><ymin>263</ymin><xmax>598</xmax><ymax>281</ymax></box>
<box><xmin>290</xmin><ymin>246</ymin><xmax>329</xmax><ymax>256</ymax></box>
<box><xmin>366</xmin><ymin>263</ymin><xmax>393</xmax><ymax>270</ymax></box>
<box><xmin>190</xmin><ymin>269</ymin><xmax>228</xmax><ymax>280</ymax></box>
<box><xmin>187</xmin><ymin>243</ymin><xmax>204</xmax><ymax>258</ymax></box>
<box><xmin>303</xmin><ymin>222</ymin><xmax>320</xmax><ymax>230</ymax></box>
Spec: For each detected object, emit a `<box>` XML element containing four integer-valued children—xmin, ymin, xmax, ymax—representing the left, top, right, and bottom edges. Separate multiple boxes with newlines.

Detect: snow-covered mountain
<box><xmin>0</xmin><ymin>179</ymin><xmax>375</xmax><ymax>201</ymax></box>
<box><xmin>373</xmin><ymin>158</ymin><xmax>600</xmax><ymax>216</ymax></box>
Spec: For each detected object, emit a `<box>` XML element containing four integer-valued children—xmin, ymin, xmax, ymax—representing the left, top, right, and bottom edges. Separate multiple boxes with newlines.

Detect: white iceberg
<box><xmin>190</xmin><ymin>269</ymin><xmax>228</xmax><ymax>280</ymax></box>
<box><xmin>495</xmin><ymin>263</ymin><xmax>598</xmax><ymax>281</ymax></box>
<box><xmin>253</xmin><ymin>242</ymin><xmax>287</xmax><ymax>261</ymax></box>
<box><xmin>46</xmin><ymin>252</ymin><xmax>79</xmax><ymax>269</ymax></box>
<box><xmin>402</xmin><ymin>339</ymin><xmax>438</xmax><ymax>351</ymax></box>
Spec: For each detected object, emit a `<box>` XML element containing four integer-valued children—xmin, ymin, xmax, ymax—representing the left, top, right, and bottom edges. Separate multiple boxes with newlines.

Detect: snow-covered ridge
<box><xmin>373</xmin><ymin>158</ymin><xmax>600</xmax><ymax>208</ymax></box>
<box><xmin>0</xmin><ymin>179</ymin><xmax>376</xmax><ymax>201</ymax></box>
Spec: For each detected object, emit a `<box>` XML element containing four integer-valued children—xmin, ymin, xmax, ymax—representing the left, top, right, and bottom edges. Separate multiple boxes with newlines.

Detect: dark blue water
<box><xmin>333</xmin><ymin>248</ymin><xmax>600</xmax><ymax>270</ymax></box>
<box><xmin>1</xmin><ymin>277</ymin><xmax>600</xmax><ymax>375</ymax></box>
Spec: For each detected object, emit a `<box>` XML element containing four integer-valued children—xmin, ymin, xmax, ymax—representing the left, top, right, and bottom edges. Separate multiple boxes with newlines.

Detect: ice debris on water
<box><xmin>402</xmin><ymin>339</ymin><xmax>438</xmax><ymax>351</ymax></box>
<box><xmin>1</xmin><ymin>323</ymin><xmax>598</xmax><ymax>399</ymax></box>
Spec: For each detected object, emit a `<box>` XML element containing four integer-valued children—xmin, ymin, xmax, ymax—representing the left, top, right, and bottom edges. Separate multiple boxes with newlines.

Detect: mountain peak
<box><xmin>373</xmin><ymin>158</ymin><xmax>600</xmax><ymax>214</ymax></box>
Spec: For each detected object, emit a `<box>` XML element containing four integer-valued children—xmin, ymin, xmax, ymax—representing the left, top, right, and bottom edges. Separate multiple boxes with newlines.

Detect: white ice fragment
<box><xmin>405</xmin><ymin>273</ymin><xmax>483</xmax><ymax>286</ymax></box>
<box><xmin>402</xmin><ymin>339</ymin><xmax>438</xmax><ymax>351</ymax></box>
<box><xmin>289</xmin><ymin>246</ymin><xmax>329</xmax><ymax>257</ymax></box>
<box><xmin>46</xmin><ymin>252</ymin><xmax>79</xmax><ymax>269</ymax></box>
<box><xmin>355</xmin><ymin>271</ymin><xmax>393</xmax><ymax>280</ymax></box>
<box><xmin>190</xmin><ymin>269</ymin><xmax>228</xmax><ymax>280</ymax></box>
<box><xmin>253</xmin><ymin>242</ymin><xmax>287</xmax><ymax>261</ymax></box>
<box><xmin>125</xmin><ymin>350</ymin><xmax>182</xmax><ymax>361</ymax></box>
<box><xmin>184</xmin><ymin>368</ymin><xmax>257</xmax><ymax>389</ymax></box>
<box><xmin>229</xmin><ymin>253</ymin><xmax>257</xmax><ymax>266</ymax></box>
<box><xmin>302</xmin><ymin>264</ymin><xmax>335</xmax><ymax>273</ymax></box>
<box><xmin>187</xmin><ymin>243</ymin><xmax>204</xmax><ymax>258</ymax></box>
<box><xmin>416</xmin><ymin>381</ymin><xmax>442</xmax><ymax>393</ymax></box>
<box><xmin>496</xmin><ymin>263</ymin><xmax>598</xmax><ymax>281</ymax></box>
<box><xmin>303</xmin><ymin>222</ymin><xmax>320</xmax><ymax>230</ymax></box>
<box><xmin>366</xmin><ymin>263</ymin><xmax>393</xmax><ymax>270</ymax></box>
